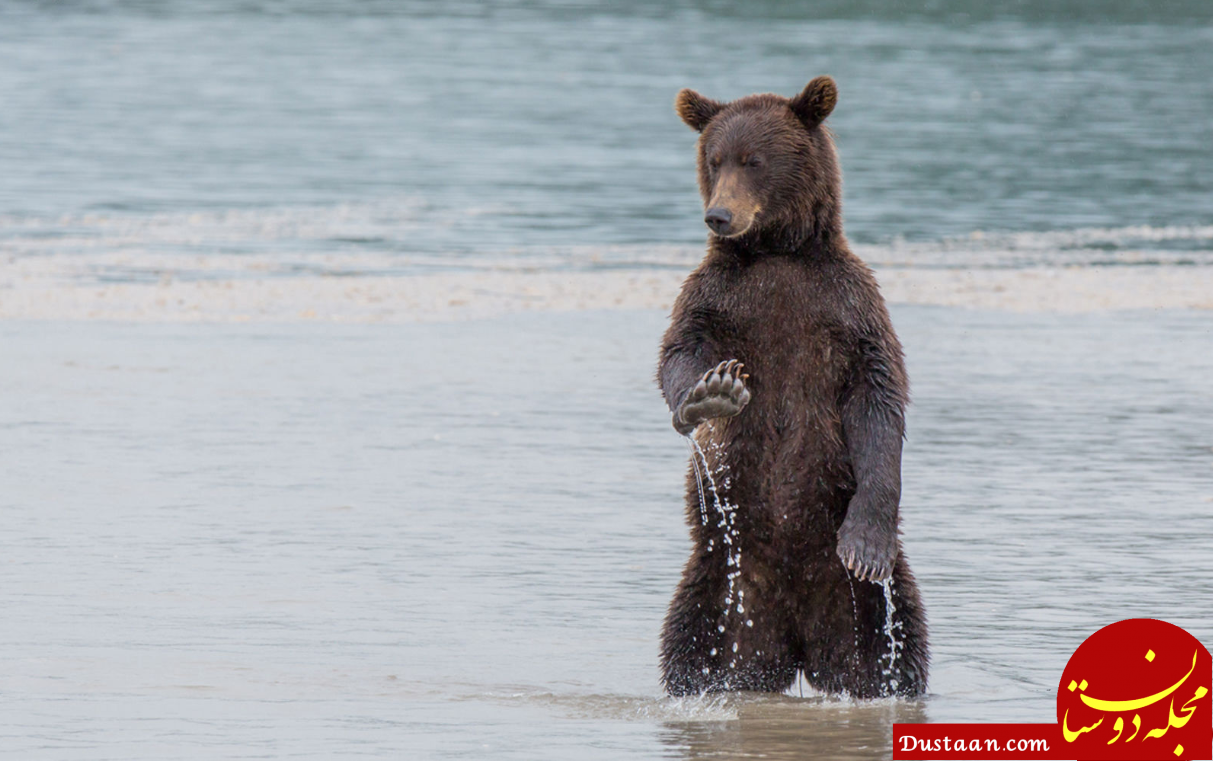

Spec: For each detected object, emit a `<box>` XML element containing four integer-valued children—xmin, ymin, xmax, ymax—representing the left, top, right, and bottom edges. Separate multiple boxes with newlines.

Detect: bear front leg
<box><xmin>672</xmin><ymin>360</ymin><xmax>751</xmax><ymax>435</ymax></box>
<box><xmin>837</xmin><ymin>336</ymin><xmax>908</xmax><ymax>582</ymax></box>
<box><xmin>837</xmin><ymin>491</ymin><xmax>899</xmax><ymax>583</ymax></box>
<box><xmin>657</xmin><ymin>308</ymin><xmax>749</xmax><ymax>435</ymax></box>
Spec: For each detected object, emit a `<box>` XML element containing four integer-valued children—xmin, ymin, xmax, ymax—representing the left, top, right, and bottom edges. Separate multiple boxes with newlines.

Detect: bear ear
<box><xmin>789</xmin><ymin>76</ymin><xmax>838</xmax><ymax>130</ymax></box>
<box><xmin>675</xmin><ymin>88</ymin><xmax>725</xmax><ymax>132</ymax></box>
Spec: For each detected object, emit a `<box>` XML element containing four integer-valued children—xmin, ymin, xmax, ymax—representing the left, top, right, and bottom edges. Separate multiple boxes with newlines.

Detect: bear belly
<box><xmin>693</xmin><ymin>399</ymin><xmax>854</xmax><ymax>564</ymax></box>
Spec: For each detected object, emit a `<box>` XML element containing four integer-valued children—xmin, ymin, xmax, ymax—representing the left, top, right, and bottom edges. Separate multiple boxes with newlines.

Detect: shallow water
<box><xmin>2</xmin><ymin>1</ymin><xmax>1212</xmax><ymax>757</ymax></box>
<box><xmin>2</xmin><ymin>307</ymin><xmax>1210</xmax><ymax>758</ymax></box>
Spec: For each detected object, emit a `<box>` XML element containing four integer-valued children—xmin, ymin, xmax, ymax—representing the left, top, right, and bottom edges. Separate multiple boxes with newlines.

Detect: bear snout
<box><xmin>704</xmin><ymin>207</ymin><xmax>733</xmax><ymax>235</ymax></box>
<box><xmin>703</xmin><ymin>172</ymin><xmax>758</xmax><ymax>237</ymax></box>
<box><xmin>703</xmin><ymin>203</ymin><xmax>756</xmax><ymax>237</ymax></box>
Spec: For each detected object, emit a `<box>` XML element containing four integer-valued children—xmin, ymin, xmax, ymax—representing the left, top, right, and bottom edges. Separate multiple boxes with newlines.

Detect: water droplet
<box><xmin>689</xmin><ymin>439</ymin><xmax>744</xmax><ymax>633</ymax></box>
<box><xmin>879</xmin><ymin>578</ymin><xmax>903</xmax><ymax>696</ymax></box>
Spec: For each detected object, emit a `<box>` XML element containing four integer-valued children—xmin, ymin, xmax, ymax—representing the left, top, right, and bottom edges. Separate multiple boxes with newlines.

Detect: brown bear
<box><xmin>657</xmin><ymin>76</ymin><xmax>928</xmax><ymax>698</ymax></box>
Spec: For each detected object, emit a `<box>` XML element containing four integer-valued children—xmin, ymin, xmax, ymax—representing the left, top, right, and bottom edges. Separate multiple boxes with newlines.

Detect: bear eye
<box><xmin>708</xmin><ymin>155</ymin><xmax>722</xmax><ymax>169</ymax></box>
<box><xmin>744</xmin><ymin>155</ymin><xmax>763</xmax><ymax>168</ymax></box>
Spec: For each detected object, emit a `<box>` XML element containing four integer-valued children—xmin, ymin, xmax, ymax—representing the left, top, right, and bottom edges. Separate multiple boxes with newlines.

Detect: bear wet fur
<box><xmin>657</xmin><ymin>77</ymin><xmax>929</xmax><ymax>698</ymax></box>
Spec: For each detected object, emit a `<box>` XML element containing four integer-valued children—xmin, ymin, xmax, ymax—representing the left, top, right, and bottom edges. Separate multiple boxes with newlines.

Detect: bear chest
<box><xmin>716</xmin><ymin>273</ymin><xmax>850</xmax><ymax>413</ymax></box>
<box><xmin>702</xmin><ymin>269</ymin><xmax>855</xmax><ymax>512</ymax></box>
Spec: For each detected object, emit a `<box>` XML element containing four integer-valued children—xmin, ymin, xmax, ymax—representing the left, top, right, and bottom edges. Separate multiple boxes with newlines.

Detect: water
<box><xmin>1</xmin><ymin>1</ymin><xmax>1212</xmax><ymax>269</ymax></box>
<box><xmin>879</xmin><ymin>580</ymin><xmax>904</xmax><ymax>698</ymax></box>
<box><xmin>2</xmin><ymin>1</ymin><xmax>1212</xmax><ymax>757</ymax></box>
<box><xmin>2</xmin><ymin>308</ymin><xmax>1211</xmax><ymax>758</ymax></box>
<box><xmin>687</xmin><ymin>436</ymin><xmax>750</xmax><ymax>673</ymax></box>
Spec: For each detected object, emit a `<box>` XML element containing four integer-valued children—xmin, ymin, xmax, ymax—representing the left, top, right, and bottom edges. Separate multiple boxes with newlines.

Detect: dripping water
<box><xmin>878</xmin><ymin>577</ymin><xmax>905</xmax><ymax>696</ymax></box>
<box><xmin>843</xmin><ymin>572</ymin><xmax>861</xmax><ymax>651</ymax></box>
<box><xmin>684</xmin><ymin>437</ymin><xmax>710</xmax><ymax>529</ymax></box>
<box><xmin>685</xmin><ymin>433</ymin><xmax>748</xmax><ymax>675</ymax></box>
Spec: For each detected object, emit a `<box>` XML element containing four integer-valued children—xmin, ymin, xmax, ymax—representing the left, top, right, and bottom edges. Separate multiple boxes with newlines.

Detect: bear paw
<box><xmin>673</xmin><ymin>359</ymin><xmax>751</xmax><ymax>435</ymax></box>
<box><xmin>836</xmin><ymin>516</ymin><xmax>897</xmax><ymax>582</ymax></box>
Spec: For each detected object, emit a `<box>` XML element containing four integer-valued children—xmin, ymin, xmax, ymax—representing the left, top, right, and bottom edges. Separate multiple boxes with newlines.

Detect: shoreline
<box><xmin>2</xmin><ymin>264</ymin><xmax>1212</xmax><ymax>322</ymax></box>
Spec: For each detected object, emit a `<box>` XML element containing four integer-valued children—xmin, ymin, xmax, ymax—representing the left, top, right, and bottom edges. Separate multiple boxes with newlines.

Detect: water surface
<box><xmin>2</xmin><ymin>308</ymin><xmax>1210</xmax><ymax>758</ymax></box>
<box><xmin>2</xmin><ymin>2</ymin><xmax>1212</xmax><ymax>757</ymax></box>
<box><xmin>2</xmin><ymin>0</ymin><xmax>1211</xmax><ymax>265</ymax></box>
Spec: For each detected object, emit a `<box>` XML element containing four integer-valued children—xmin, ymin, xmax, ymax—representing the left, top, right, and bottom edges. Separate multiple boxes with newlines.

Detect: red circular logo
<box><xmin>1058</xmin><ymin>619</ymin><xmax>1211</xmax><ymax>760</ymax></box>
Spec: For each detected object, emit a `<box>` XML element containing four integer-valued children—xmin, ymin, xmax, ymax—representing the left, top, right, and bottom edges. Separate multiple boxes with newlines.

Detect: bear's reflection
<box><xmin>659</xmin><ymin>694</ymin><xmax>928</xmax><ymax>761</ymax></box>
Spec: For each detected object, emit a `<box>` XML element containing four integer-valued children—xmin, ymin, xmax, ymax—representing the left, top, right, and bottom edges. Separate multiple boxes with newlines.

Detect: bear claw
<box><xmin>839</xmin><ymin>533</ymin><xmax>894</xmax><ymax>582</ymax></box>
<box><xmin>673</xmin><ymin>359</ymin><xmax>752</xmax><ymax>435</ymax></box>
<box><xmin>836</xmin><ymin>497</ymin><xmax>898</xmax><ymax>582</ymax></box>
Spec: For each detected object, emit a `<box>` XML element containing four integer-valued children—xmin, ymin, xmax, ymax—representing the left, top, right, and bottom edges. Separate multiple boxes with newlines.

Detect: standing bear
<box><xmin>657</xmin><ymin>76</ymin><xmax>928</xmax><ymax>698</ymax></box>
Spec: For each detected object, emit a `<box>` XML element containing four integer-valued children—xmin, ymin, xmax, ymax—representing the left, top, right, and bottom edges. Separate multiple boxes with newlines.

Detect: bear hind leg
<box><xmin>661</xmin><ymin>572</ymin><xmax>799</xmax><ymax>696</ymax></box>
<box><xmin>800</xmin><ymin>556</ymin><xmax>929</xmax><ymax>699</ymax></box>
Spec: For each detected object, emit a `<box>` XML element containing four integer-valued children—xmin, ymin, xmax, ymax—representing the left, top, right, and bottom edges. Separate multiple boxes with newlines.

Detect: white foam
<box><xmin>3</xmin><ymin>205</ymin><xmax>1212</xmax><ymax>320</ymax></box>
<box><xmin>856</xmin><ymin>224</ymin><xmax>1213</xmax><ymax>268</ymax></box>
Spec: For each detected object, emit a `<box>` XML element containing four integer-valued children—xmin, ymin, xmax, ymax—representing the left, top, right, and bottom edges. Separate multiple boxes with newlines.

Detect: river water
<box><xmin>2</xmin><ymin>310</ymin><xmax>1212</xmax><ymax>757</ymax></box>
<box><xmin>2</xmin><ymin>1</ymin><xmax>1212</xmax><ymax>266</ymax></box>
<box><xmin>1</xmin><ymin>1</ymin><xmax>1212</xmax><ymax>758</ymax></box>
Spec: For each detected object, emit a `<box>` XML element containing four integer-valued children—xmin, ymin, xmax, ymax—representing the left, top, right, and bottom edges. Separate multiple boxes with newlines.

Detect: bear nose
<box><xmin>704</xmin><ymin>208</ymin><xmax>732</xmax><ymax>235</ymax></box>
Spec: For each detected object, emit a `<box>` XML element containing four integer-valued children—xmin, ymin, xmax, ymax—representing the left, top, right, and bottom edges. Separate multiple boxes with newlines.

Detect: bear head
<box><xmin>675</xmin><ymin>76</ymin><xmax>841</xmax><ymax>245</ymax></box>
